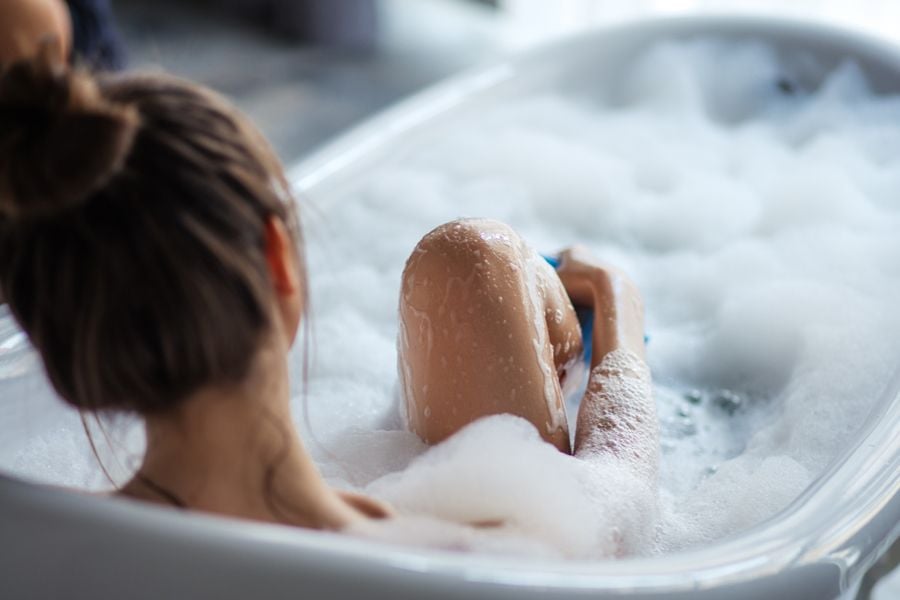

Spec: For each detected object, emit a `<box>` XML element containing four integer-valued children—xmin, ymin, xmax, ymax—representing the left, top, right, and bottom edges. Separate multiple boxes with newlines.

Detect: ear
<box><xmin>264</xmin><ymin>216</ymin><xmax>303</xmax><ymax>344</ymax></box>
<box><xmin>264</xmin><ymin>216</ymin><xmax>299</xmax><ymax>296</ymax></box>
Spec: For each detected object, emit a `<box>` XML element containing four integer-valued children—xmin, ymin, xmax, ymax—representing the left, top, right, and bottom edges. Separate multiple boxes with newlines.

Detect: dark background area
<box><xmin>114</xmin><ymin>0</ymin><xmax>501</xmax><ymax>162</ymax></box>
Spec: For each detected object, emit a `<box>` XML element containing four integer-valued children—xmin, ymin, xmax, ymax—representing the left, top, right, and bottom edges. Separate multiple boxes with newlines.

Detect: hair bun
<box><xmin>0</xmin><ymin>44</ymin><xmax>139</xmax><ymax>219</ymax></box>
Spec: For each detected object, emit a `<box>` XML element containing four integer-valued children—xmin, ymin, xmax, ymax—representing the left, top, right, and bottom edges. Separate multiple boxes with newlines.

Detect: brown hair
<box><xmin>0</xmin><ymin>48</ymin><xmax>305</xmax><ymax>416</ymax></box>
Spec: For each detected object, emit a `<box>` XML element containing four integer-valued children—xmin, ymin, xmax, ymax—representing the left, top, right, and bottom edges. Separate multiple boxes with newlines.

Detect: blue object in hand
<box><xmin>542</xmin><ymin>255</ymin><xmax>594</xmax><ymax>363</ymax></box>
<box><xmin>543</xmin><ymin>254</ymin><xmax>649</xmax><ymax>365</ymax></box>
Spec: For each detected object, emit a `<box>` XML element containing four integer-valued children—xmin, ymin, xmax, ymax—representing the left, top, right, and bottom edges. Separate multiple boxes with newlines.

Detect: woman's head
<box><xmin>0</xmin><ymin>48</ymin><xmax>306</xmax><ymax>416</ymax></box>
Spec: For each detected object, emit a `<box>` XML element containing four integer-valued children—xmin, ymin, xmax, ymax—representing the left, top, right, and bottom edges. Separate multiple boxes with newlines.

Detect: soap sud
<box><xmin>358</xmin><ymin>416</ymin><xmax>656</xmax><ymax>559</ymax></box>
<box><xmin>2</xmin><ymin>39</ymin><xmax>900</xmax><ymax>559</ymax></box>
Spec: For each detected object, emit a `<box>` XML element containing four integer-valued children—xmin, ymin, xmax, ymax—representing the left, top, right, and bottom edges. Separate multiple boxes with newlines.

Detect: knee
<box><xmin>401</xmin><ymin>218</ymin><xmax>526</xmax><ymax>311</ymax></box>
<box><xmin>403</xmin><ymin>218</ymin><xmax>521</xmax><ymax>278</ymax></box>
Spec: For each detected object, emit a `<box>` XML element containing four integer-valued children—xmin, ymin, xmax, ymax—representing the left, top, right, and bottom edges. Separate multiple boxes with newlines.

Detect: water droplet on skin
<box><xmin>424</xmin><ymin>406</ymin><xmax>432</xmax><ymax>419</ymax></box>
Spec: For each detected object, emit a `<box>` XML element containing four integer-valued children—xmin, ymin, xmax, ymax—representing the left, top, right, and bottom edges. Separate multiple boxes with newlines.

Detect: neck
<box><xmin>122</xmin><ymin>336</ymin><xmax>361</xmax><ymax>530</ymax></box>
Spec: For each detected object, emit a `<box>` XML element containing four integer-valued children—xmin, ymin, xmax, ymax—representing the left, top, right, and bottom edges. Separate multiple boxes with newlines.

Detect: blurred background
<box><xmin>109</xmin><ymin>0</ymin><xmax>900</xmax><ymax>163</ymax></box>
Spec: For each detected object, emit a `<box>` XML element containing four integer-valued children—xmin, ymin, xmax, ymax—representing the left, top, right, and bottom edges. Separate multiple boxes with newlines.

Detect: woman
<box><xmin>0</xmin><ymin>48</ymin><xmax>657</xmax><ymax>537</ymax></box>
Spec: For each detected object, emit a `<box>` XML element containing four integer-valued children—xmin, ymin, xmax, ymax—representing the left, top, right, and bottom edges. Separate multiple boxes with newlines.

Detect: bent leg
<box><xmin>398</xmin><ymin>219</ymin><xmax>582</xmax><ymax>454</ymax></box>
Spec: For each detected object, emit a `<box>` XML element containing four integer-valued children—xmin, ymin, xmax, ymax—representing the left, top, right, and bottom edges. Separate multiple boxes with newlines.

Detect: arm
<box><xmin>555</xmin><ymin>247</ymin><xmax>658</xmax><ymax>477</ymax></box>
<box><xmin>555</xmin><ymin>246</ymin><xmax>645</xmax><ymax>367</ymax></box>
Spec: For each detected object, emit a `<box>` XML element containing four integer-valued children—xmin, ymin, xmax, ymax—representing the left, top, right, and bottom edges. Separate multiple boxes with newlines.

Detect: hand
<box><xmin>554</xmin><ymin>246</ymin><xmax>645</xmax><ymax>360</ymax></box>
<box><xmin>555</xmin><ymin>245</ymin><xmax>618</xmax><ymax>307</ymax></box>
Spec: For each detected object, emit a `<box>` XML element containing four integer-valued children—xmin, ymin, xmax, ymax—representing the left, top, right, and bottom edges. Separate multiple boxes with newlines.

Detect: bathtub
<box><xmin>2</xmin><ymin>16</ymin><xmax>899</xmax><ymax>600</ymax></box>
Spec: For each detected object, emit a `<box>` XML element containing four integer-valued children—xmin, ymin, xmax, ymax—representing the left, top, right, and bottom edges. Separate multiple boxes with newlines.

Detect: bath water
<box><xmin>2</xmin><ymin>39</ymin><xmax>900</xmax><ymax>559</ymax></box>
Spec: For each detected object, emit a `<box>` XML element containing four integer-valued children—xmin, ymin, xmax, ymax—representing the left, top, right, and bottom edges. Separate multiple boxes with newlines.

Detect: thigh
<box><xmin>398</xmin><ymin>219</ymin><xmax>581</xmax><ymax>453</ymax></box>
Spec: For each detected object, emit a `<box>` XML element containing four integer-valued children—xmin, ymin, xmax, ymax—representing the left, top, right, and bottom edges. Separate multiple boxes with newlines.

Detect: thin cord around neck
<box><xmin>132</xmin><ymin>472</ymin><xmax>188</xmax><ymax>509</ymax></box>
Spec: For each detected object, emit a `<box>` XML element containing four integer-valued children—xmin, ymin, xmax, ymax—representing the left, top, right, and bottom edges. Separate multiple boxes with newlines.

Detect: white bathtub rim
<box><xmin>3</xmin><ymin>395</ymin><xmax>898</xmax><ymax>595</ymax></box>
<box><xmin>2</xmin><ymin>454</ymin><xmax>893</xmax><ymax>594</ymax></box>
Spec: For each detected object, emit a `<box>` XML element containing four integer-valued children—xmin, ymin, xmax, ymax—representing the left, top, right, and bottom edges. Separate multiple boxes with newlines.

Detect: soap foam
<box><xmin>2</xmin><ymin>39</ymin><xmax>900</xmax><ymax>559</ymax></box>
<box><xmin>302</xmin><ymin>39</ymin><xmax>900</xmax><ymax>556</ymax></box>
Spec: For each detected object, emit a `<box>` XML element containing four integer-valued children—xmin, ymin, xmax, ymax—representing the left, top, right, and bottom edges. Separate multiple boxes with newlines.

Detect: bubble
<box><xmin>712</xmin><ymin>390</ymin><xmax>743</xmax><ymax>416</ymax></box>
